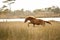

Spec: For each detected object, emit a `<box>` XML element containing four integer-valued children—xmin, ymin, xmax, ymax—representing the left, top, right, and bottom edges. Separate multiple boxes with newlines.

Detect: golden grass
<box><xmin>0</xmin><ymin>21</ymin><xmax>60</xmax><ymax>40</ymax></box>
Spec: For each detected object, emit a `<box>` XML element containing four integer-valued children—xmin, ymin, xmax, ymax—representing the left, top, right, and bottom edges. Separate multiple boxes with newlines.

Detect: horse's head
<box><xmin>24</xmin><ymin>16</ymin><xmax>35</xmax><ymax>23</ymax></box>
<box><xmin>24</xmin><ymin>18</ymin><xmax>28</xmax><ymax>23</ymax></box>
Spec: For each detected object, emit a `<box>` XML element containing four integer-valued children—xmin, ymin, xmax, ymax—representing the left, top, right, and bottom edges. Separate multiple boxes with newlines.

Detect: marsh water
<box><xmin>0</xmin><ymin>18</ymin><xmax>60</xmax><ymax>22</ymax></box>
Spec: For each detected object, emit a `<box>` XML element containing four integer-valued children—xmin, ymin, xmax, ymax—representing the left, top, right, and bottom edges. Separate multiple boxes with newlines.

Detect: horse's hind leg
<box><xmin>42</xmin><ymin>22</ymin><xmax>45</xmax><ymax>27</ymax></box>
<box><xmin>42</xmin><ymin>24</ymin><xmax>45</xmax><ymax>27</ymax></box>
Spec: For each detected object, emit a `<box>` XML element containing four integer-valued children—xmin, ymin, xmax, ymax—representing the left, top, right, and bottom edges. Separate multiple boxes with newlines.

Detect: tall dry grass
<box><xmin>0</xmin><ymin>21</ymin><xmax>60</xmax><ymax>40</ymax></box>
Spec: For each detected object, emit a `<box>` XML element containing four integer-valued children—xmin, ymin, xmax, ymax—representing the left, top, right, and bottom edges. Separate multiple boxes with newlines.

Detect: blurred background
<box><xmin>0</xmin><ymin>0</ymin><xmax>60</xmax><ymax>18</ymax></box>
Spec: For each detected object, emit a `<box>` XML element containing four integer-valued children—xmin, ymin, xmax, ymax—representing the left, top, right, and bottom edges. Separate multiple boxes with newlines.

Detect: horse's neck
<box><xmin>29</xmin><ymin>18</ymin><xmax>35</xmax><ymax>22</ymax></box>
<box><xmin>26</xmin><ymin>17</ymin><xmax>36</xmax><ymax>22</ymax></box>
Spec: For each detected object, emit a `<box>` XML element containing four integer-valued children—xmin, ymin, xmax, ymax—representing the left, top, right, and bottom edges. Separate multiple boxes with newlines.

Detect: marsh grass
<box><xmin>0</xmin><ymin>21</ymin><xmax>60</xmax><ymax>40</ymax></box>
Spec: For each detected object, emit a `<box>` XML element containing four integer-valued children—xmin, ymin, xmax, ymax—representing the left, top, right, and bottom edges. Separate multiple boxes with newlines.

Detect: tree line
<box><xmin>0</xmin><ymin>0</ymin><xmax>60</xmax><ymax>18</ymax></box>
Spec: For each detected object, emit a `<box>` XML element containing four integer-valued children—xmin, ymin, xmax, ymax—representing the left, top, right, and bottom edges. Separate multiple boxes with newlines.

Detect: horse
<box><xmin>24</xmin><ymin>16</ymin><xmax>51</xmax><ymax>27</ymax></box>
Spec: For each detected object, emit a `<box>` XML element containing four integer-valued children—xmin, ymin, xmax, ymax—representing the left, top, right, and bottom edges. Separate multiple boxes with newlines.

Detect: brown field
<box><xmin>0</xmin><ymin>21</ymin><xmax>60</xmax><ymax>40</ymax></box>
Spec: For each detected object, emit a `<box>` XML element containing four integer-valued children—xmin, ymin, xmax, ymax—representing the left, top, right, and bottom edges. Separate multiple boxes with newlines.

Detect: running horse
<box><xmin>24</xmin><ymin>17</ymin><xmax>51</xmax><ymax>27</ymax></box>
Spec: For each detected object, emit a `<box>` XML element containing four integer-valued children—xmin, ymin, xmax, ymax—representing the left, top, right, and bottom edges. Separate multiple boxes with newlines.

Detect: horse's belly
<box><xmin>36</xmin><ymin>23</ymin><xmax>40</xmax><ymax>25</ymax></box>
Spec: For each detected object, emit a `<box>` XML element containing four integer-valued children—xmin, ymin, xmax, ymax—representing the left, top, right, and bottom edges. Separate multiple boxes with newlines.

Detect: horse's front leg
<box><xmin>28</xmin><ymin>22</ymin><xmax>31</xmax><ymax>27</ymax></box>
<box><xmin>33</xmin><ymin>24</ymin><xmax>35</xmax><ymax>27</ymax></box>
<box><xmin>28</xmin><ymin>23</ymin><xmax>29</xmax><ymax>27</ymax></box>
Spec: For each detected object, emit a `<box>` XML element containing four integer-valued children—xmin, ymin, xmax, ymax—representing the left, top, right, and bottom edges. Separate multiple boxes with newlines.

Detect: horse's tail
<box><xmin>44</xmin><ymin>21</ymin><xmax>52</xmax><ymax>25</ymax></box>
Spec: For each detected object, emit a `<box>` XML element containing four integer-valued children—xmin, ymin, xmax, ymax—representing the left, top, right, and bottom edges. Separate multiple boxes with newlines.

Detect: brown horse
<box><xmin>24</xmin><ymin>17</ymin><xmax>51</xmax><ymax>27</ymax></box>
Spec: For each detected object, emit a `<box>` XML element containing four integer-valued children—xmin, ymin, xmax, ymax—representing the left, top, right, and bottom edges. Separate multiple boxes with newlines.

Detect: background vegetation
<box><xmin>0</xmin><ymin>6</ymin><xmax>60</xmax><ymax>18</ymax></box>
<box><xmin>0</xmin><ymin>0</ymin><xmax>60</xmax><ymax>18</ymax></box>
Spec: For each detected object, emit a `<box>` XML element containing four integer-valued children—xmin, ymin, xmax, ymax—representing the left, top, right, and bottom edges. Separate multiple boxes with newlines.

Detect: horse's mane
<box><xmin>26</xmin><ymin>16</ymin><xmax>36</xmax><ymax>19</ymax></box>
